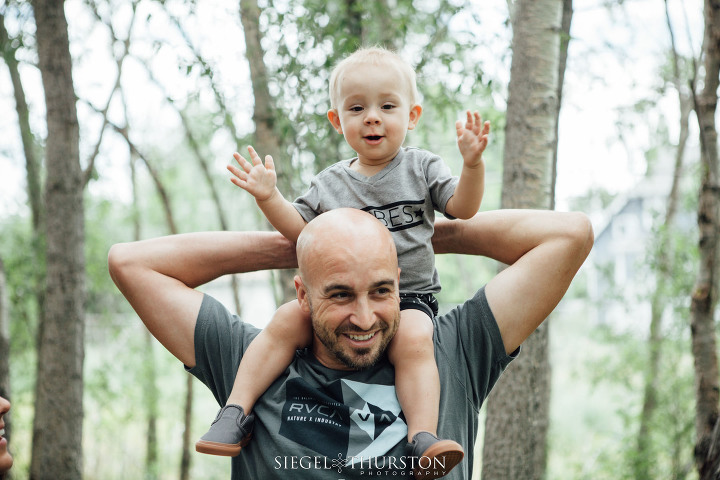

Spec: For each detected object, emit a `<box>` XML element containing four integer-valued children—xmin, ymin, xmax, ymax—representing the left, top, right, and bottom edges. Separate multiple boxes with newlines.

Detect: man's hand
<box><xmin>456</xmin><ymin>111</ymin><xmax>490</xmax><ymax>168</ymax></box>
<box><xmin>228</xmin><ymin>146</ymin><xmax>278</xmax><ymax>202</ymax></box>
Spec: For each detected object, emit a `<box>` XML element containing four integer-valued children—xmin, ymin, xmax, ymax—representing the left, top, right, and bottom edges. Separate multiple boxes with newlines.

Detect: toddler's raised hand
<box><xmin>456</xmin><ymin>111</ymin><xmax>490</xmax><ymax>168</ymax></box>
<box><xmin>228</xmin><ymin>146</ymin><xmax>278</xmax><ymax>202</ymax></box>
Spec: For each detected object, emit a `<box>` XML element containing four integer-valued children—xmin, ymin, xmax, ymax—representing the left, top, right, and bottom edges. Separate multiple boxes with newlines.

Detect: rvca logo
<box><xmin>362</xmin><ymin>200</ymin><xmax>425</xmax><ymax>232</ymax></box>
<box><xmin>279</xmin><ymin>377</ymin><xmax>407</xmax><ymax>463</ymax></box>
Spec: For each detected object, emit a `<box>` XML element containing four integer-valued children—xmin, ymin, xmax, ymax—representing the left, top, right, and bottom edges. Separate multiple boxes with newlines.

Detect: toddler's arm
<box><xmin>228</xmin><ymin>146</ymin><xmax>307</xmax><ymax>242</ymax></box>
<box><xmin>445</xmin><ymin>111</ymin><xmax>490</xmax><ymax>219</ymax></box>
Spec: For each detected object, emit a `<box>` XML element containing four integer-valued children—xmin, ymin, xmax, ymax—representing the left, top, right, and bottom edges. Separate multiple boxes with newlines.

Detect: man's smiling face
<box><xmin>295</xmin><ymin>209</ymin><xmax>401</xmax><ymax>370</ymax></box>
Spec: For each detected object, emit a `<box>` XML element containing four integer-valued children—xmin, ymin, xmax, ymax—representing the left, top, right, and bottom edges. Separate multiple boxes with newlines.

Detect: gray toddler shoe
<box><xmin>405</xmin><ymin>431</ymin><xmax>464</xmax><ymax>479</ymax></box>
<box><xmin>195</xmin><ymin>404</ymin><xmax>254</xmax><ymax>457</ymax></box>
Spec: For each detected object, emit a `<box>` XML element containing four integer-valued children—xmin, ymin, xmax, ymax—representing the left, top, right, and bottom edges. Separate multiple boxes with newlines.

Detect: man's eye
<box><xmin>331</xmin><ymin>292</ymin><xmax>350</xmax><ymax>299</ymax></box>
<box><xmin>375</xmin><ymin>287</ymin><xmax>391</xmax><ymax>295</ymax></box>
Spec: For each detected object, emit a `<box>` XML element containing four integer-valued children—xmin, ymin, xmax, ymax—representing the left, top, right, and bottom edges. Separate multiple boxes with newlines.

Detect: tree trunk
<box><xmin>143</xmin><ymin>330</ymin><xmax>159</xmax><ymax>480</ymax></box>
<box><xmin>635</xmin><ymin>3</ymin><xmax>692</xmax><ymax>475</ymax></box>
<box><xmin>692</xmin><ymin>1</ymin><xmax>720</xmax><ymax>478</ymax></box>
<box><xmin>239</xmin><ymin>0</ymin><xmax>298</xmax><ymax>303</ymax></box>
<box><xmin>482</xmin><ymin>1</ymin><xmax>564</xmax><ymax>478</ymax></box>
<box><xmin>1</xmin><ymin>11</ymin><xmax>46</xmax><ymax>394</ymax></box>
<box><xmin>30</xmin><ymin>0</ymin><xmax>86</xmax><ymax>478</ymax></box>
<box><xmin>344</xmin><ymin>0</ymin><xmax>363</xmax><ymax>43</ymax></box>
<box><xmin>0</xmin><ymin>11</ymin><xmax>43</xmax><ymax>232</ymax></box>
<box><xmin>179</xmin><ymin>375</ymin><xmax>193</xmax><ymax>480</ymax></box>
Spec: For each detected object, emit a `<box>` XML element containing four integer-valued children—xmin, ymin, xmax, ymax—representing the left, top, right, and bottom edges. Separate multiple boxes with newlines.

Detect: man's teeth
<box><xmin>0</xmin><ymin>428</ymin><xmax>4</xmax><ymax>436</ymax></box>
<box><xmin>348</xmin><ymin>333</ymin><xmax>375</xmax><ymax>341</ymax></box>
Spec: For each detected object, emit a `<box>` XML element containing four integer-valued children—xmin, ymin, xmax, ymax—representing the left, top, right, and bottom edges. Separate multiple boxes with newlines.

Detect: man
<box><xmin>108</xmin><ymin>208</ymin><xmax>593</xmax><ymax>479</ymax></box>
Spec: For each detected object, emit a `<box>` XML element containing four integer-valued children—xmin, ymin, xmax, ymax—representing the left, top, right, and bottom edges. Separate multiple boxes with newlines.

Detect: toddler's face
<box><xmin>328</xmin><ymin>62</ymin><xmax>421</xmax><ymax>169</ymax></box>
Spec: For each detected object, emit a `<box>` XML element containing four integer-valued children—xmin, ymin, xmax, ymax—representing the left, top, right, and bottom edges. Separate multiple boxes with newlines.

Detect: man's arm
<box><xmin>108</xmin><ymin>231</ymin><xmax>297</xmax><ymax>367</ymax></box>
<box><xmin>433</xmin><ymin>209</ymin><xmax>594</xmax><ymax>354</ymax></box>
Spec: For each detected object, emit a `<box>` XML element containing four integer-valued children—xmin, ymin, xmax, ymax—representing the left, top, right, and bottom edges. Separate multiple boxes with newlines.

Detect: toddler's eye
<box><xmin>349</xmin><ymin>106</ymin><xmax>363</xmax><ymax>112</ymax></box>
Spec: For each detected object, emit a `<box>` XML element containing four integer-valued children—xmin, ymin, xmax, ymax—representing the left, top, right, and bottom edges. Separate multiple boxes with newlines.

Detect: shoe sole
<box><xmin>195</xmin><ymin>434</ymin><xmax>252</xmax><ymax>457</ymax></box>
<box><xmin>412</xmin><ymin>439</ymin><xmax>464</xmax><ymax>479</ymax></box>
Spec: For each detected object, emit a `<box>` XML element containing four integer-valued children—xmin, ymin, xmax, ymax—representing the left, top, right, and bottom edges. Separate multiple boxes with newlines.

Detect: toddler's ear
<box><xmin>327</xmin><ymin>109</ymin><xmax>343</xmax><ymax>134</ymax></box>
<box><xmin>407</xmin><ymin>104</ymin><xmax>423</xmax><ymax>130</ymax></box>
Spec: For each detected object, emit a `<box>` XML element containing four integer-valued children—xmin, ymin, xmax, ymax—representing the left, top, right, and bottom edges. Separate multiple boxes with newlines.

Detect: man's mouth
<box><xmin>347</xmin><ymin>332</ymin><xmax>376</xmax><ymax>341</ymax></box>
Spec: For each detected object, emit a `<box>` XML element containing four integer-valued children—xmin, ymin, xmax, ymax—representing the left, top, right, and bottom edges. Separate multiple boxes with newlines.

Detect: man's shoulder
<box><xmin>196</xmin><ymin>293</ymin><xmax>261</xmax><ymax>340</ymax></box>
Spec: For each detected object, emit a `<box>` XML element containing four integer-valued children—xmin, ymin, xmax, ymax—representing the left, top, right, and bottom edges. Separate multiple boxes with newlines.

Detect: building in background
<box><xmin>585</xmin><ymin>151</ymin><xmax>696</xmax><ymax>328</ymax></box>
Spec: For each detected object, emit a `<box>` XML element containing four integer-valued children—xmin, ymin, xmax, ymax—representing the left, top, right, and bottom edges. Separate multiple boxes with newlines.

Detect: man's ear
<box><xmin>295</xmin><ymin>275</ymin><xmax>311</xmax><ymax>313</ymax></box>
<box><xmin>327</xmin><ymin>109</ymin><xmax>343</xmax><ymax>134</ymax></box>
<box><xmin>407</xmin><ymin>104</ymin><xmax>423</xmax><ymax>130</ymax></box>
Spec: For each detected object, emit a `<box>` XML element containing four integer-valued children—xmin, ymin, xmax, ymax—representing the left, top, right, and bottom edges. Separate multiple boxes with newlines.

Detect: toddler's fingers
<box><xmin>465</xmin><ymin>110</ymin><xmax>473</xmax><ymax>128</ymax></box>
<box><xmin>264</xmin><ymin>155</ymin><xmax>275</xmax><ymax>172</ymax></box>
<box><xmin>470</xmin><ymin>112</ymin><xmax>483</xmax><ymax>134</ymax></box>
<box><xmin>227</xmin><ymin>164</ymin><xmax>248</xmax><ymax>181</ymax></box>
<box><xmin>455</xmin><ymin>119</ymin><xmax>464</xmax><ymax>137</ymax></box>
<box><xmin>247</xmin><ymin>146</ymin><xmax>262</xmax><ymax>165</ymax></box>
<box><xmin>234</xmin><ymin>153</ymin><xmax>252</xmax><ymax>173</ymax></box>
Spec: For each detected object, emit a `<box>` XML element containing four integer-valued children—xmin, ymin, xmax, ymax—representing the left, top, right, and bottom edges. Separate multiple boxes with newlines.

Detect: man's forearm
<box><xmin>110</xmin><ymin>230</ymin><xmax>297</xmax><ymax>289</ymax></box>
<box><xmin>433</xmin><ymin>209</ymin><xmax>594</xmax><ymax>266</ymax></box>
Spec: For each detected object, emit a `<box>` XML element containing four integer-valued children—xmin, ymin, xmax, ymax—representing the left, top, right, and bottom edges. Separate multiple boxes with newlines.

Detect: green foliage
<box><xmin>85</xmin><ymin>197</ymin><xmax>129</xmax><ymax>312</ymax></box>
<box><xmin>0</xmin><ymin>216</ymin><xmax>42</xmax><ymax>393</ymax></box>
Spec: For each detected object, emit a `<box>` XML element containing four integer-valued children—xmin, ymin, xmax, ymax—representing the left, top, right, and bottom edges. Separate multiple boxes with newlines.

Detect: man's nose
<box><xmin>350</xmin><ymin>296</ymin><xmax>376</xmax><ymax>330</ymax></box>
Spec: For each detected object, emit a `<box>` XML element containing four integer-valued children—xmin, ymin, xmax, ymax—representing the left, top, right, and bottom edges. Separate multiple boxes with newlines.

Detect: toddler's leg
<box><xmin>388</xmin><ymin>309</ymin><xmax>440</xmax><ymax>440</ymax></box>
<box><xmin>196</xmin><ymin>300</ymin><xmax>312</xmax><ymax>456</ymax></box>
<box><xmin>227</xmin><ymin>300</ymin><xmax>311</xmax><ymax>412</ymax></box>
<box><xmin>388</xmin><ymin>308</ymin><xmax>464</xmax><ymax>479</ymax></box>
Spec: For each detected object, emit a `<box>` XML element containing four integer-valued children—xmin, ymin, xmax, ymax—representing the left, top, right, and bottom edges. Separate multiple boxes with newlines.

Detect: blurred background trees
<box><xmin>0</xmin><ymin>0</ymin><xmax>713</xmax><ymax>478</ymax></box>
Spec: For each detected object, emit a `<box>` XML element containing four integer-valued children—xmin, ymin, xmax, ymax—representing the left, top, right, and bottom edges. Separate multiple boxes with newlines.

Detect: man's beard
<box><xmin>309</xmin><ymin>301</ymin><xmax>399</xmax><ymax>369</ymax></box>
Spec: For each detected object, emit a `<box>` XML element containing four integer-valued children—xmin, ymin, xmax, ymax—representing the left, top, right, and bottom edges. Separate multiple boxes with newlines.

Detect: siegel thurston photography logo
<box><xmin>273</xmin><ymin>453</ymin><xmax>452</xmax><ymax>476</ymax></box>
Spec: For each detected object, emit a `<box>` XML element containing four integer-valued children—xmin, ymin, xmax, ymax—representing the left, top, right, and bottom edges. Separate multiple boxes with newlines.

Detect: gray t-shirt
<box><xmin>292</xmin><ymin>147</ymin><xmax>459</xmax><ymax>294</ymax></box>
<box><xmin>188</xmin><ymin>287</ymin><xmax>517</xmax><ymax>479</ymax></box>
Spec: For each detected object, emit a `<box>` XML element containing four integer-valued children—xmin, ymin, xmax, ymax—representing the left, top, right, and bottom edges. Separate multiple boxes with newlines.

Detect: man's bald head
<box><xmin>296</xmin><ymin>209</ymin><xmax>398</xmax><ymax>287</ymax></box>
<box><xmin>294</xmin><ymin>208</ymin><xmax>401</xmax><ymax>370</ymax></box>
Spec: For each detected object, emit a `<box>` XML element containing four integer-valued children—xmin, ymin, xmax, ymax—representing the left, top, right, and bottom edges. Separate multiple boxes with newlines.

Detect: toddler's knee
<box><xmin>395</xmin><ymin>311</ymin><xmax>434</xmax><ymax>350</ymax></box>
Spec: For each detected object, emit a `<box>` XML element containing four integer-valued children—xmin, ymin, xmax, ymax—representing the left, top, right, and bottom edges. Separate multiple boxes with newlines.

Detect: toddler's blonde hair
<box><xmin>328</xmin><ymin>47</ymin><xmax>419</xmax><ymax>109</ymax></box>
